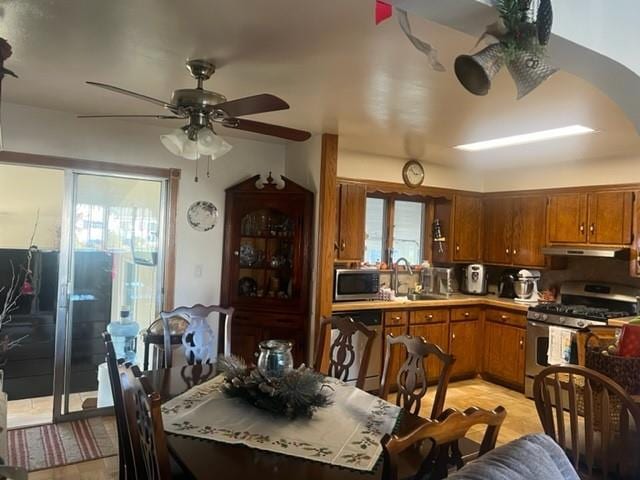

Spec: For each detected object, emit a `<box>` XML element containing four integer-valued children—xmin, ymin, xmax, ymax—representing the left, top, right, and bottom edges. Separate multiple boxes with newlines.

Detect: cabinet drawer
<box><xmin>485</xmin><ymin>308</ymin><xmax>527</xmax><ymax>328</ymax></box>
<box><xmin>410</xmin><ymin>309</ymin><xmax>449</xmax><ymax>324</ymax></box>
<box><xmin>384</xmin><ymin>311</ymin><xmax>408</xmax><ymax>326</ymax></box>
<box><xmin>450</xmin><ymin>307</ymin><xmax>481</xmax><ymax>322</ymax></box>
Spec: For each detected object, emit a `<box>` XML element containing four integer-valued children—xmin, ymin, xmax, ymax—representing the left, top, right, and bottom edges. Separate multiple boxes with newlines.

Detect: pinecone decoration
<box><xmin>537</xmin><ymin>0</ymin><xmax>553</xmax><ymax>45</ymax></box>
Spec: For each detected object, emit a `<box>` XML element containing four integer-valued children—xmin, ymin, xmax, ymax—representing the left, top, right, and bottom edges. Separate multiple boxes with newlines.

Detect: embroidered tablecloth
<box><xmin>161</xmin><ymin>375</ymin><xmax>401</xmax><ymax>471</ymax></box>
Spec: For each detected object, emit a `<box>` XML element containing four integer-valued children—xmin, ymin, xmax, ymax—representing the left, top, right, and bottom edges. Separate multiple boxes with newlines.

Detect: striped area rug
<box><xmin>8</xmin><ymin>417</ymin><xmax>117</xmax><ymax>471</ymax></box>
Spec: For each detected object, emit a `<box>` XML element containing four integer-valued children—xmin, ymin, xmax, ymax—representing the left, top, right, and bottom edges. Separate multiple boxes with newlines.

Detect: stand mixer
<box><xmin>514</xmin><ymin>269</ymin><xmax>541</xmax><ymax>303</ymax></box>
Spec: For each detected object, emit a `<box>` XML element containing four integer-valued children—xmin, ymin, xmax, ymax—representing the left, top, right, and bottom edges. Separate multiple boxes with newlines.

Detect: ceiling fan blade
<box><xmin>78</xmin><ymin>114</ymin><xmax>184</xmax><ymax>119</ymax></box>
<box><xmin>222</xmin><ymin>118</ymin><xmax>311</xmax><ymax>142</ymax></box>
<box><xmin>86</xmin><ymin>81</ymin><xmax>178</xmax><ymax>111</ymax></box>
<box><xmin>215</xmin><ymin>94</ymin><xmax>289</xmax><ymax>118</ymax></box>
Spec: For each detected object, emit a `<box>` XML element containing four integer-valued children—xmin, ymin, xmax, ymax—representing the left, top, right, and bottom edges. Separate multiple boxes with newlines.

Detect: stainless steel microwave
<box><xmin>334</xmin><ymin>269</ymin><xmax>380</xmax><ymax>302</ymax></box>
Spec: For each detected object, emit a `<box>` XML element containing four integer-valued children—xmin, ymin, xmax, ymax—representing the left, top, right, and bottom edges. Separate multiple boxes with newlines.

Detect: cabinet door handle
<box><xmin>513</xmin><ymin>249</ymin><xmax>517</xmax><ymax>256</ymax></box>
<box><xmin>234</xmin><ymin>250</ymin><xmax>239</xmax><ymax>256</ymax></box>
<box><xmin>579</xmin><ymin>223</ymin><xmax>585</xmax><ymax>233</ymax></box>
<box><xmin>589</xmin><ymin>223</ymin><xmax>595</xmax><ymax>234</ymax></box>
<box><xmin>456</xmin><ymin>244</ymin><xmax>460</xmax><ymax>252</ymax></box>
<box><xmin>340</xmin><ymin>240</ymin><xmax>346</xmax><ymax>251</ymax></box>
<box><xmin>519</xmin><ymin>338</ymin><xmax>524</xmax><ymax>349</ymax></box>
<box><xmin>500</xmin><ymin>314</ymin><xmax>508</xmax><ymax>321</ymax></box>
<box><xmin>505</xmin><ymin>248</ymin><xmax>510</xmax><ymax>255</ymax></box>
<box><xmin>451</xmin><ymin>333</ymin><xmax>456</xmax><ymax>340</ymax></box>
<box><xmin>464</xmin><ymin>312</ymin><xmax>470</xmax><ymax>317</ymax></box>
<box><xmin>427</xmin><ymin>314</ymin><xmax>433</xmax><ymax>319</ymax></box>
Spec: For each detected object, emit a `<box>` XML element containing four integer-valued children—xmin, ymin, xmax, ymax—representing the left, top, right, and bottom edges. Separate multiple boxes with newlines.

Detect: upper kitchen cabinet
<box><xmin>511</xmin><ymin>196</ymin><xmax>547</xmax><ymax>267</ymax></box>
<box><xmin>587</xmin><ymin>191</ymin><xmax>633</xmax><ymax>245</ymax></box>
<box><xmin>547</xmin><ymin>193</ymin><xmax>588</xmax><ymax>244</ymax></box>
<box><xmin>484</xmin><ymin>195</ymin><xmax>547</xmax><ymax>268</ymax></box>
<box><xmin>483</xmin><ymin>197</ymin><xmax>513</xmax><ymax>265</ymax></box>
<box><xmin>431</xmin><ymin>194</ymin><xmax>482</xmax><ymax>264</ymax></box>
<box><xmin>336</xmin><ymin>182</ymin><xmax>366</xmax><ymax>261</ymax></box>
<box><xmin>547</xmin><ymin>190</ymin><xmax>633</xmax><ymax>246</ymax></box>
<box><xmin>451</xmin><ymin>195</ymin><xmax>483</xmax><ymax>262</ymax></box>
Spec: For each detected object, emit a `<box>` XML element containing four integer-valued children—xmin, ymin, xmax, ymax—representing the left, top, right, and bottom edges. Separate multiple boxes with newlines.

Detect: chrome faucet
<box><xmin>393</xmin><ymin>257</ymin><xmax>413</xmax><ymax>295</ymax></box>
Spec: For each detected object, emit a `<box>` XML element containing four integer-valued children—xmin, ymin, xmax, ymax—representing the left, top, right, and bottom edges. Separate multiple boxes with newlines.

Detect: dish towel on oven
<box><xmin>547</xmin><ymin>326</ymin><xmax>573</xmax><ymax>365</ymax></box>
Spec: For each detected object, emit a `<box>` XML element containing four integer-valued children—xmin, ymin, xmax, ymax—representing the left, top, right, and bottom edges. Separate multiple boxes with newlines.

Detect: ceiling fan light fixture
<box><xmin>159</xmin><ymin>128</ymin><xmax>187</xmax><ymax>157</ymax></box>
<box><xmin>197</xmin><ymin>127</ymin><xmax>232</xmax><ymax>159</ymax></box>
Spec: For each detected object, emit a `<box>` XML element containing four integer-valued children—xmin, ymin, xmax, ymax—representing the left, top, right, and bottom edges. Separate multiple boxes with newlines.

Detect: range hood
<box><xmin>542</xmin><ymin>246</ymin><xmax>630</xmax><ymax>259</ymax></box>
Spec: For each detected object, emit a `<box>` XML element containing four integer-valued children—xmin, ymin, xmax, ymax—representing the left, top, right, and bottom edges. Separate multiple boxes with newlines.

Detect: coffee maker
<box><xmin>462</xmin><ymin>264</ymin><xmax>488</xmax><ymax>295</ymax></box>
<box><xmin>498</xmin><ymin>269</ymin><xmax>520</xmax><ymax>299</ymax></box>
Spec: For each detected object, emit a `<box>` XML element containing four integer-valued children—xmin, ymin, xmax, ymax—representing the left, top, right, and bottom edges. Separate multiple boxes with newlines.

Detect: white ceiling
<box><xmin>1</xmin><ymin>0</ymin><xmax>638</xmax><ymax>170</ymax></box>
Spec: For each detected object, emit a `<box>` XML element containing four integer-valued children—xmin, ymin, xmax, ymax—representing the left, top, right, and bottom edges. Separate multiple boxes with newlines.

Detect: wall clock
<box><xmin>402</xmin><ymin>160</ymin><xmax>425</xmax><ymax>188</ymax></box>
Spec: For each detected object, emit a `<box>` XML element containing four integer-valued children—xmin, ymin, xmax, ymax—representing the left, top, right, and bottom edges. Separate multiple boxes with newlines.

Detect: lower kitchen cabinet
<box><xmin>382</xmin><ymin>325</ymin><xmax>407</xmax><ymax>391</ymax></box>
<box><xmin>409</xmin><ymin>323</ymin><xmax>448</xmax><ymax>382</ymax></box>
<box><xmin>449</xmin><ymin>320</ymin><xmax>480</xmax><ymax>378</ymax></box>
<box><xmin>483</xmin><ymin>320</ymin><xmax>526</xmax><ymax>388</ymax></box>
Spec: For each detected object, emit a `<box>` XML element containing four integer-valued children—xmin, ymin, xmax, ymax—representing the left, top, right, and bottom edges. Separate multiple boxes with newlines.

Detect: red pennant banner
<box><xmin>375</xmin><ymin>0</ymin><xmax>393</xmax><ymax>25</ymax></box>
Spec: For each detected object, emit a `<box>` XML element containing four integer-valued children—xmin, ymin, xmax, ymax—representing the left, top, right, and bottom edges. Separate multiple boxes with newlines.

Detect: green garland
<box><xmin>218</xmin><ymin>355</ymin><xmax>333</xmax><ymax>419</ymax></box>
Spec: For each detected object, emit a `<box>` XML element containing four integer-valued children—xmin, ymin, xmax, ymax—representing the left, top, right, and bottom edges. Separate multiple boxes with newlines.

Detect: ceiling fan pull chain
<box><xmin>194</xmin><ymin>157</ymin><xmax>199</xmax><ymax>183</ymax></box>
<box><xmin>207</xmin><ymin>157</ymin><xmax>211</xmax><ymax>178</ymax></box>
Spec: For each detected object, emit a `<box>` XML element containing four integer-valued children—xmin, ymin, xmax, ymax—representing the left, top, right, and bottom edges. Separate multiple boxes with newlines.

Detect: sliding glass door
<box><xmin>53</xmin><ymin>172</ymin><xmax>167</xmax><ymax>421</ymax></box>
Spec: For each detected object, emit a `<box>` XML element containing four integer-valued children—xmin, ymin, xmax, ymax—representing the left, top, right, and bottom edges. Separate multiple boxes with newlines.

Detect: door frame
<box><xmin>0</xmin><ymin>151</ymin><xmax>180</xmax><ymax>422</ymax></box>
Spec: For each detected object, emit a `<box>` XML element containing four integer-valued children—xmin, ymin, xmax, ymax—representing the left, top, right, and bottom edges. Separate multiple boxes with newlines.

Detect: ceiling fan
<box><xmin>79</xmin><ymin>59</ymin><xmax>311</xmax><ymax>165</ymax></box>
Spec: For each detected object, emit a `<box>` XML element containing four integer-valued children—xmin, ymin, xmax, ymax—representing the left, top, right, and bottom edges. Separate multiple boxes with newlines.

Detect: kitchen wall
<box><xmin>483</xmin><ymin>155</ymin><xmax>640</xmax><ymax>192</ymax></box>
<box><xmin>337</xmin><ymin>150</ymin><xmax>485</xmax><ymax>192</ymax></box>
<box><xmin>284</xmin><ymin>135</ymin><xmax>322</xmax><ymax>361</ymax></box>
<box><xmin>1</xmin><ymin>101</ymin><xmax>287</xmax><ymax>307</ymax></box>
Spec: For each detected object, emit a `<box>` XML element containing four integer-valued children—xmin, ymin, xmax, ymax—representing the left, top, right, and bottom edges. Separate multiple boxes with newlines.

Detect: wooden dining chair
<box><xmin>533</xmin><ymin>364</ymin><xmax>640</xmax><ymax>479</ymax></box>
<box><xmin>313</xmin><ymin>315</ymin><xmax>376</xmax><ymax>389</ymax></box>
<box><xmin>381</xmin><ymin>406</ymin><xmax>507</xmax><ymax>480</ymax></box>
<box><xmin>102</xmin><ymin>332</ymin><xmax>136</xmax><ymax>480</ymax></box>
<box><xmin>380</xmin><ymin>334</ymin><xmax>455</xmax><ymax>418</ymax></box>
<box><xmin>160</xmin><ymin>304</ymin><xmax>234</xmax><ymax>368</ymax></box>
<box><xmin>120</xmin><ymin>364</ymin><xmax>172</xmax><ymax>480</ymax></box>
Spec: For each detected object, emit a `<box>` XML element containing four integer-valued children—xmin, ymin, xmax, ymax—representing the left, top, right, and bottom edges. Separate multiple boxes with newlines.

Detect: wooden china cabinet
<box><xmin>220</xmin><ymin>174</ymin><xmax>314</xmax><ymax>364</ymax></box>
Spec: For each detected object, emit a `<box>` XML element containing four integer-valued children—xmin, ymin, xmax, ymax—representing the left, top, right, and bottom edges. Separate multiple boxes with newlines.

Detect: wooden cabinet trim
<box><xmin>410</xmin><ymin>308</ymin><xmax>449</xmax><ymax>324</ymax></box>
<box><xmin>450</xmin><ymin>307</ymin><xmax>481</xmax><ymax>322</ymax></box>
<box><xmin>384</xmin><ymin>311</ymin><xmax>409</xmax><ymax>327</ymax></box>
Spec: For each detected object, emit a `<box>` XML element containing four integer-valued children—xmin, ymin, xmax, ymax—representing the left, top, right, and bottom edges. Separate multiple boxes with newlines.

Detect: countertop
<box><xmin>608</xmin><ymin>317</ymin><xmax>639</xmax><ymax>327</ymax></box>
<box><xmin>332</xmin><ymin>293</ymin><xmax>532</xmax><ymax>313</ymax></box>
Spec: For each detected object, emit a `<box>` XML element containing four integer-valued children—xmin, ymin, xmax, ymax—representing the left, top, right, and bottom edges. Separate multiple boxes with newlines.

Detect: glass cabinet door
<box><xmin>234</xmin><ymin>207</ymin><xmax>298</xmax><ymax>304</ymax></box>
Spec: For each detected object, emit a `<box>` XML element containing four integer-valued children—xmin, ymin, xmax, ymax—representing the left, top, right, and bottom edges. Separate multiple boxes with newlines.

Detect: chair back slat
<box><xmin>583</xmin><ymin>377</ymin><xmax>595</xmax><ymax>475</ymax></box>
<box><xmin>121</xmin><ymin>365</ymin><xmax>171</xmax><ymax>480</ymax></box>
<box><xmin>533</xmin><ymin>364</ymin><xmax>640</xmax><ymax>480</ymax></box>
<box><xmin>102</xmin><ymin>332</ymin><xmax>134</xmax><ymax>480</ymax></box>
<box><xmin>159</xmin><ymin>304</ymin><xmax>234</xmax><ymax>368</ymax></box>
<box><xmin>552</xmin><ymin>373</ymin><xmax>566</xmax><ymax>448</ymax></box>
<box><xmin>380</xmin><ymin>334</ymin><xmax>454</xmax><ymax>418</ymax></box>
<box><xmin>381</xmin><ymin>406</ymin><xmax>507</xmax><ymax>480</ymax></box>
<box><xmin>314</xmin><ymin>316</ymin><xmax>376</xmax><ymax>390</ymax></box>
<box><xmin>567</xmin><ymin>373</ymin><xmax>580</xmax><ymax>470</ymax></box>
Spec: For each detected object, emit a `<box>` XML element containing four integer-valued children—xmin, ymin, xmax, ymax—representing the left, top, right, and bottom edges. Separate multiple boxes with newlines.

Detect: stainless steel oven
<box><xmin>334</xmin><ymin>269</ymin><xmax>380</xmax><ymax>302</ymax></box>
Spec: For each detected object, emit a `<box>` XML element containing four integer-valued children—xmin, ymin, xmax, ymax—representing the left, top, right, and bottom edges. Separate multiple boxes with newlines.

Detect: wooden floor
<box><xmin>27</xmin><ymin>378</ymin><xmax>542</xmax><ymax>479</ymax></box>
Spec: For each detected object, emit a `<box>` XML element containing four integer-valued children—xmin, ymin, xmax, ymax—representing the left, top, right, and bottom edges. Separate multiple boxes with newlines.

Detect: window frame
<box><xmin>365</xmin><ymin>192</ymin><xmax>431</xmax><ymax>266</ymax></box>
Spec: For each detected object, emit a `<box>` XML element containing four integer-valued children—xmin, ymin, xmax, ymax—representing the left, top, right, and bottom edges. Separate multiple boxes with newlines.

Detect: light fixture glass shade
<box><xmin>159</xmin><ymin>128</ymin><xmax>187</xmax><ymax>157</ymax></box>
<box><xmin>197</xmin><ymin>127</ymin><xmax>233</xmax><ymax>159</ymax></box>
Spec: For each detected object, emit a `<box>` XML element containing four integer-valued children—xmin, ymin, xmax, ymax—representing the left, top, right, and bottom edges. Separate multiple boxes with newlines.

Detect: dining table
<box><xmin>144</xmin><ymin>365</ymin><xmax>428</xmax><ymax>480</ymax></box>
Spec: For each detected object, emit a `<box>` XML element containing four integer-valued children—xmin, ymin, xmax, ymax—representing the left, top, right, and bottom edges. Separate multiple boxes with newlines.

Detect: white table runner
<box><xmin>162</xmin><ymin>375</ymin><xmax>401</xmax><ymax>471</ymax></box>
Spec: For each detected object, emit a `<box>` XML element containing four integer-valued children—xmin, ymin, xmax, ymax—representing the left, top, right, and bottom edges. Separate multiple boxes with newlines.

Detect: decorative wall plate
<box><xmin>187</xmin><ymin>201</ymin><xmax>218</xmax><ymax>231</ymax></box>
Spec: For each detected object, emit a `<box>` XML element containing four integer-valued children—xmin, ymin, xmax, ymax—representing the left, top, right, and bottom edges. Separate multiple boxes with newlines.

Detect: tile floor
<box><xmin>20</xmin><ymin>379</ymin><xmax>542</xmax><ymax>479</ymax></box>
<box><xmin>7</xmin><ymin>392</ymin><xmax>98</xmax><ymax>428</ymax></box>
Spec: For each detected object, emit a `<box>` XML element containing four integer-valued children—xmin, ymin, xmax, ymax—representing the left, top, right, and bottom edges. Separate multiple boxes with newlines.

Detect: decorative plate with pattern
<box><xmin>187</xmin><ymin>201</ymin><xmax>218</xmax><ymax>232</ymax></box>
